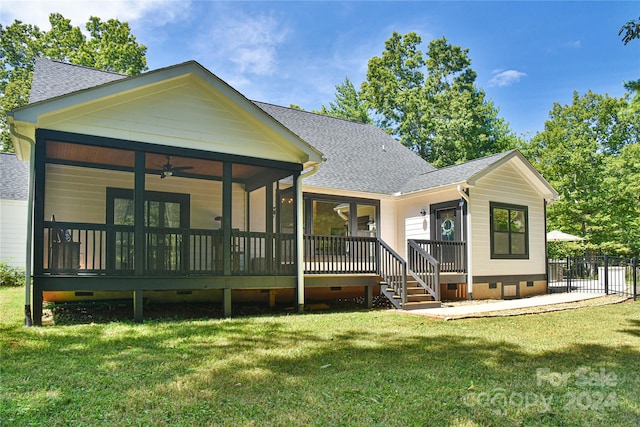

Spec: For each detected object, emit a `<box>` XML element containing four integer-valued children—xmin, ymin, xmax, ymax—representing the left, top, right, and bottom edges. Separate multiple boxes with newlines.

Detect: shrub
<box><xmin>0</xmin><ymin>261</ymin><xmax>25</xmax><ymax>287</ymax></box>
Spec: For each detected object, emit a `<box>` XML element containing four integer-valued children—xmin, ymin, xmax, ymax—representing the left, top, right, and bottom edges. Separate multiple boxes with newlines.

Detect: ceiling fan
<box><xmin>160</xmin><ymin>155</ymin><xmax>193</xmax><ymax>179</ymax></box>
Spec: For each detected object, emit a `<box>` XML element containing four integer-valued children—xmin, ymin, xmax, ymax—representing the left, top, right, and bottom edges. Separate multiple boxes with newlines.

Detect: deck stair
<box><xmin>380</xmin><ymin>277</ymin><xmax>441</xmax><ymax>310</ymax></box>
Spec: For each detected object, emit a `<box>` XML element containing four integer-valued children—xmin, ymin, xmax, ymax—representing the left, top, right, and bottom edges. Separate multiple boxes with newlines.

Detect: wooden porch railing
<box><xmin>410</xmin><ymin>239</ymin><xmax>466</xmax><ymax>273</ymax></box>
<box><xmin>303</xmin><ymin>234</ymin><xmax>377</xmax><ymax>274</ymax></box>
<box><xmin>407</xmin><ymin>240</ymin><xmax>440</xmax><ymax>301</ymax></box>
<box><xmin>42</xmin><ymin>221</ymin><xmax>295</xmax><ymax>276</ymax></box>
<box><xmin>377</xmin><ymin>238</ymin><xmax>407</xmax><ymax>308</ymax></box>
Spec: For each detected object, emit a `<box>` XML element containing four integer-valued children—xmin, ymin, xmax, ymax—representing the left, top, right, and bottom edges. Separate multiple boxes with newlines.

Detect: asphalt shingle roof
<box><xmin>399</xmin><ymin>150</ymin><xmax>517</xmax><ymax>194</ymax></box>
<box><xmin>29</xmin><ymin>58</ymin><xmax>126</xmax><ymax>104</ymax></box>
<box><xmin>23</xmin><ymin>59</ymin><xmax>514</xmax><ymax>196</ymax></box>
<box><xmin>0</xmin><ymin>153</ymin><xmax>29</xmax><ymax>200</ymax></box>
<box><xmin>254</xmin><ymin>102</ymin><xmax>436</xmax><ymax>194</ymax></box>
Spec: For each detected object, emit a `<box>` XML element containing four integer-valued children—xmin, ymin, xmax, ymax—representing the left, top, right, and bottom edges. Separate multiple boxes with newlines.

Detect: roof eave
<box><xmin>395</xmin><ymin>181</ymin><xmax>467</xmax><ymax>198</ymax></box>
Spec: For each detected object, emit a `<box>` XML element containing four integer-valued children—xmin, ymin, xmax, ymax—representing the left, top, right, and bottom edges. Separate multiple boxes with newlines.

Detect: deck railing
<box><xmin>44</xmin><ymin>221</ymin><xmax>109</xmax><ymax>274</ymax></box>
<box><xmin>42</xmin><ymin>222</ymin><xmax>459</xmax><ymax>291</ymax></box>
<box><xmin>377</xmin><ymin>238</ymin><xmax>407</xmax><ymax>307</ymax></box>
<box><xmin>407</xmin><ymin>240</ymin><xmax>440</xmax><ymax>300</ymax></box>
<box><xmin>43</xmin><ymin>221</ymin><xmax>295</xmax><ymax>276</ymax></box>
<box><xmin>303</xmin><ymin>234</ymin><xmax>377</xmax><ymax>274</ymax></box>
<box><xmin>233</xmin><ymin>230</ymin><xmax>296</xmax><ymax>275</ymax></box>
<box><xmin>410</xmin><ymin>239</ymin><xmax>466</xmax><ymax>273</ymax></box>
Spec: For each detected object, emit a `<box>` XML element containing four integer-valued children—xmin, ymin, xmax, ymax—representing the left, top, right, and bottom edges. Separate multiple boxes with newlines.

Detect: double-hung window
<box><xmin>490</xmin><ymin>202</ymin><xmax>528</xmax><ymax>259</ymax></box>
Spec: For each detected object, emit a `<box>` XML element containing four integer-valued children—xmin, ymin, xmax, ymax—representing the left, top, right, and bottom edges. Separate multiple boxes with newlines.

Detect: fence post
<box><xmin>633</xmin><ymin>257</ymin><xmax>637</xmax><ymax>301</ymax></box>
<box><xmin>603</xmin><ymin>254</ymin><xmax>609</xmax><ymax>295</ymax></box>
<box><xmin>566</xmin><ymin>256</ymin><xmax>571</xmax><ymax>293</ymax></box>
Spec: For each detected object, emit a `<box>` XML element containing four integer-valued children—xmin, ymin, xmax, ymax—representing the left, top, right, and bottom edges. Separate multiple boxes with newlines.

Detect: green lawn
<box><xmin>1</xmin><ymin>287</ymin><xmax>639</xmax><ymax>426</ymax></box>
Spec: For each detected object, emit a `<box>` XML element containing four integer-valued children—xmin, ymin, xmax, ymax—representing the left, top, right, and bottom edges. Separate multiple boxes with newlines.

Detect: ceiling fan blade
<box><xmin>172</xmin><ymin>166</ymin><xmax>194</xmax><ymax>171</ymax></box>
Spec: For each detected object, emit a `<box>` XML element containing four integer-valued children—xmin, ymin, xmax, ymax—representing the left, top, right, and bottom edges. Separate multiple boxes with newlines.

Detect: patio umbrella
<box><xmin>546</xmin><ymin>230</ymin><xmax>585</xmax><ymax>242</ymax></box>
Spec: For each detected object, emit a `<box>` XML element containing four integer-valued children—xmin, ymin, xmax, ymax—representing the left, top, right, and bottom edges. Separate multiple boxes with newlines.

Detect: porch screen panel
<box><xmin>313</xmin><ymin>201</ymin><xmax>349</xmax><ymax>259</ymax></box>
<box><xmin>145</xmin><ymin>200</ymin><xmax>184</xmax><ymax>273</ymax></box>
<box><xmin>356</xmin><ymin>204</ymin><xmax>376</xmax><ymax>237</ymax></box>
<box><xmin>113</xmin><ymin>197</ymin><xmax>135</xmax><ymax>271</ymax></box>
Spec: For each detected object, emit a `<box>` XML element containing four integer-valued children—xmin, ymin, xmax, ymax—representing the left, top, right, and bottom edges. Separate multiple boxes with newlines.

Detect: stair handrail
<box><xmin>376</xmin><ymin>237</ymin><xmax>407</xmax><ymax>307</ymax></box>
<box><xmin>407</xmin><ymin>240</ymin><xmax>440</xmax><ymax>301</ymax></box>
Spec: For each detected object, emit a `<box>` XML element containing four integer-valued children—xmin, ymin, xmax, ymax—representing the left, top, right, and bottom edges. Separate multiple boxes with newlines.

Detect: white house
<box><xmin>7</xmin><ymin>59</ymin><xmax>558</xmax><ymax>324</ymax></box>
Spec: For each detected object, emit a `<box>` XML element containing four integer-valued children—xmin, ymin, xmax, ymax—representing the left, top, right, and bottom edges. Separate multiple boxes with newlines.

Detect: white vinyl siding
<box><xmin>0</xmin><ymin>199</ymin><xmax>29</xmax><ymax>267</ymax></box>
<box><xmin>44</xmin><ymin>164</ymin><xmax>245</xmax><ymax>230</ymax></box>
<box><xmin>38</xmin><ymin>78</ymin><xmax>308</xmax><ymax>165</ymax></box>
<box><xmin>470</xmin><ymin>162</ymin><xmax>546</xmax><ymax>277</ymax></box>
<box><xmin>394</xmin><ymin>188</ymin><xmax>460</xmax><ymax>258</ymax></box>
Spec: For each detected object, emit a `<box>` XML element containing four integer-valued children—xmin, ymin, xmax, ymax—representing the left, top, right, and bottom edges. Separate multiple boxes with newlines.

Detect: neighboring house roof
<box><xmin>0</xmin><ymin>152</ymin><xmax>29</xmax><ymax>200</ymax></box>
<box><xmin>255</xmin><ymin>102</ymin><xmax>435</xmax><ymax>195</ymax></box>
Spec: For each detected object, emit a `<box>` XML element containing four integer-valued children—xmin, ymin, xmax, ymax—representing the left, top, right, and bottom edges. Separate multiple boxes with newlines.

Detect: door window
<box><xmin>107</xmin><ymin>188</ymin><xmax>190</xmax><ymax>273</ymax></box>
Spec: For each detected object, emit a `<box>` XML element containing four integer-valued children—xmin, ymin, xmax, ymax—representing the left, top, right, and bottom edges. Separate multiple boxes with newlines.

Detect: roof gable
<box><xmin>12</xmin><ymin>60</ymin><xmax>322</xmax><ymax>166</ymax></box>
<box><xmin>399</xmin><ymin>149</ymin><xmax>558</xmax><ymax>199</ymax></box>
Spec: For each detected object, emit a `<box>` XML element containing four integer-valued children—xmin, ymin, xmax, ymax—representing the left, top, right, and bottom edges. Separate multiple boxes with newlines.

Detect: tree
<box><xmin>525</xmin><ymin>90</ymin><xmax>640</xmax><ymax>255</ymax></box>
<box><xmin>318</xmin><ymin>77</ymin><xmax>371</xmax><ymax>123</ymax></box>
<box><xmin>0</xmin><ymin>13</ymin><xmax>147</xmax><ymax>152</ymax></box>
<box><xmin>619</xmin><ymin>16</ymin><xmax>640</xmax><ymax>45</ymax></box>
<box><xmin>361</xmin><ymin>31</ymin><xmax>519</xmax><ymax>166</ymax></box>
<box><xmin>602</xmin><ymin>143</ymin><xmax>640</xmax><ymax>255</ymax></box>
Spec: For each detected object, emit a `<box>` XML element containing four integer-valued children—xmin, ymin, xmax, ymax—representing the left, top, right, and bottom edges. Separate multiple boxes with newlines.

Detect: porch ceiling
<box><xmin>46</xmin><ymin>140</ymin><xmax>290</xmax><ymax>182</ymax></box>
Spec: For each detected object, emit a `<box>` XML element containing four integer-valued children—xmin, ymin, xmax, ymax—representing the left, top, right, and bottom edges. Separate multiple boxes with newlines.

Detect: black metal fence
<box><xmin>548</xmin><ymin>256</ymin><xmax>638</xmax><ymax>299</ymax></box>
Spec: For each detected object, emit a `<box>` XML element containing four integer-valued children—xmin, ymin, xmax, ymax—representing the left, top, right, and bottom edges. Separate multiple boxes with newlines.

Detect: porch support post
<box><xmin>32</xmin><ymin>132</ymin><xmax>47</xmax><ymax>326</ymax></box>
<box><xmin>134</xmin><ymin>151</ymin><xmax>145</xmax><ymax>276</ymax></box>
<box><xmin>133</xmin><ymin>152</ymin><xmax>145</xmax><ymax>323</ymax></box>
<box><xmin>265</xmin><ymin>182</ymin><xmax>274</xmax><ymax>269</ymax></box>
<box><xmin>223</xmin><ymin>162</ymin><xmax>232</xmax><ymax>275</ymax></box>
<box><xmin>364</xmin><ymin>285</ymin><xmax>373</xmax><ymax>309</ymax></box>
<box><xmin>33</xmin><ymin>134</ymin><xmax>46</xmax><ymax>277</ymax></box>
<box><xmin>32</xmin><ymin>289</ymin><xmax>43</xmax><ymax>326</ymax></box>
<box><xmin>464</xmin><ymin>192</ymin><xmax>473</xmax><ymax>300</ymax></box>
<box><xmin>223</xmin><ymin>288</ymin><xmax>232</xmax><ymax>317</ymax></box>
<box><xmin>295</xmin><ymin>171</ymin><xmax>304</xmax><ymax>312</ymax></box>
<box><xmin>133</xmin><ymin>290</ymin><xmax>144</xmax><ymax>323</ymax></box>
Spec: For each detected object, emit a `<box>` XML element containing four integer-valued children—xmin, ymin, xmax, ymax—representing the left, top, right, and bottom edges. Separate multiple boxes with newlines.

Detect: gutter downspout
<box><xmin>10</xmin><ymin>123</ymin><xmax>35</xmax><ymax>326</ymax></box>
<box><xmin>296</xmin><ymin>163</ymin><xmax>321</xmax><ymax>312</ymax></box>
<box><xmin>457</xmin><ymin>184</ymin><xmax>473</xmax><ymax>300</ymax></box>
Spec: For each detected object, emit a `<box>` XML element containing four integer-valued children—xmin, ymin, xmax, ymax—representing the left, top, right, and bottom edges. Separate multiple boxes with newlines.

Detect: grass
<box><xmin>1</xmin><ymin>287</ymin><xmax>639</xmax><ymax>426</ymax></box>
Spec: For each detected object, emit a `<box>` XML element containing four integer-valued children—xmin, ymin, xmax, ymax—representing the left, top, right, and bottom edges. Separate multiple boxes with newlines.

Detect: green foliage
<box><xmin>524</xmin><ymin>90</ymin><xmax>640</xmax><ymax>256</ymax></box>
<box><xmin>361</xmin><ymin>31</ymin><xmax>520</xmax><ymax>166</ymax></box>
<box><xmin>0</xmin><ymin>13</ymin><xmax>147</xmax><ymax>152</ymax></box>
<box><xmin>317</xmin><ymin>77</ymin><xmax>371</xmax><ymax>123</ymax></box>
<box><xmin>619</xmin><ymin>16</ymin><xmax>640</xmax><ymax>45</ymax></box>
<box><xmin>0</xmin><ymin>261</ymin><xmax>24</xmax><ymax>287</ymax></box>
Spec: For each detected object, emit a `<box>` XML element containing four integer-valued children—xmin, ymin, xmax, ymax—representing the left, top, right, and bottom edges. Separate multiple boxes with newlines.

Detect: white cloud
<box><xmin>204</xmin><ymin>12</ymin><xmax>289</xmax><ymax>76</ymax></box>
<box><xmin>0</xmin><ymin>0</ymin><xmax>188</xmax><ymax>29</ymax></box>
<box><xmin>564</xmin><ymin>40</ymin><xmax>581</xmax><ymax>49</ymax></box>
<box><xmin>488</xmin><ymin>69</ymin><xmax>527</xmax><ymax>87</ymax></box>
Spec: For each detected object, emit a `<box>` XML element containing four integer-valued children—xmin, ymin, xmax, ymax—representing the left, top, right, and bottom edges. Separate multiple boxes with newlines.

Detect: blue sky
<box><xmin>2</xmin><ymin>1</ymin><xmax>638</xmax><ymax>137</ymax></box>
